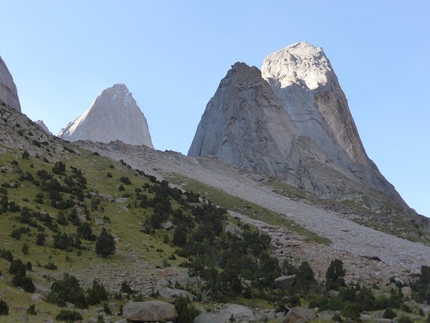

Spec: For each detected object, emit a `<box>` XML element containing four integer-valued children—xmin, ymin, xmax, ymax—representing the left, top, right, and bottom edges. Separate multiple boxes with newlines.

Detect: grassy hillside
<box><xmin>0</xmin><ymin>140</ymin><xmax>429</xmax><ymax>323</ymax></box>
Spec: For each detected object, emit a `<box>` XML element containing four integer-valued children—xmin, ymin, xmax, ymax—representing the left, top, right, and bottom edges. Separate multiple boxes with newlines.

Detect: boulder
<box><xmin>225</xmin><ymin>223</ymin><xmax>243</xmax><ymax>236</ymax></box>
<box><xmin>162</xmin><ymin>221</ymin><xmax>174</xmax><ymax>230</ymax></box>
<box><xmin>282</xmin><ymin>307</ymin><xmax>316</xmax><ymax>323</ymax></box>
<box><xmin>218</xmin><ymin>304</ymin><xmax>256</xmax><ymax>321</ymax></box>
<box><xmin>157</xmin><ymin>287</ymin><xmax>192</xmax><ymax>301</ymax></box>
<box><xmin>123</xmin><ymin>300</ymin><xmax>177</xmax><ymax>322</ymax></box>
<box><xmin>194</xmin><ymin>313</ymin><xmax>225</xmax><ymax>323</ymax></box>
<box><xmin>274</xmin><ymin>275</ymin><xmax>296</xmax><ymax>289</ymax></box>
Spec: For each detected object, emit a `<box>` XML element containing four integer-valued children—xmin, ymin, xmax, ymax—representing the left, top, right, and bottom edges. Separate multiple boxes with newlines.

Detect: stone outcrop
<box><xmin>35</xmin><ymin>120</ymin><xmax>52</xmax><ymax>135</ymax></box>
<box><xmin>188</xmin><ymin>43</ymin><xmax>404</xmax><ymax>204</ymax></box>
<box><xmin>0</xmin><ymin>56</ymin><xmax>21</xmax><ymax>112</ymax></box>
<box><xmin>58</xmin><ymin>84</ymin><xmax>153</xmax><ymax>148</ymax></box>
<box><xmin>282</xmin><ymin>307</ymin><xmax>316</xmax><ymax>323</ymax></box>
<box><xmin>123</xmin><ymin>300</ymin><xmax>177</xmax><ymax>322</ymax></box>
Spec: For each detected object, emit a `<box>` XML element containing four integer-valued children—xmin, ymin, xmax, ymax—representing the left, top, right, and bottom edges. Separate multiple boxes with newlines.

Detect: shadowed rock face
<box><xmin>188</xmin><ymin>62</ymin><xmax>300</xmax><ymax>176</ymax></box>
<box><xmin>189</xmin><ymin>43</ymin><xmax>403</xmax><ymax>203</ymax></box>
<box><xmin>0</xmin><ymin>56</ymin><xmax>21</xmax><ymax>112</ymax></box>
<box><xmin>58</xmin><ymin>84</ymin><xmax>153</xmax><ymax>148</ymax></box>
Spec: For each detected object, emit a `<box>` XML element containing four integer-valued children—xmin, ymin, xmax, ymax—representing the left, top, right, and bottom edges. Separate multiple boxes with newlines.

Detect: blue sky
<box><xmin>2</xmin><ymin>1</ymin><xmax>429</xmax><ymax>217</ymax></box>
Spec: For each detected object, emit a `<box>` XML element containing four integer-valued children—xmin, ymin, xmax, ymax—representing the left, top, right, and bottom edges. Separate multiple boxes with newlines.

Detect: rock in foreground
<box><xmin>123</xmin><ymin>300</ymin><xmax>177</xmax><ymax>322</ymax></box>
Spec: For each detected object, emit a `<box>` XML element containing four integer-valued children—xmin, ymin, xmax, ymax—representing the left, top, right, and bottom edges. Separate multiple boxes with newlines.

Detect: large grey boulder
<box><xmin>58</xmin><ymin>83</ymin><xmax>153</xmax><ymax>148</ymax></box>
<box><xmin>274</xmin><ymin>275</ymin><xmax>296</xmax><ymax>289</ymax></box>
<box><xmin>218</xmin><ymin>304</ymin><xmax>256</xmax><ymax>321</ymax></box>
<box><xmin>157</xmin><ymin>286</ymin><xmax>192</xmax><ymax>301</ymax></box>
<box><xmin>123</xmin><ymin>300</ymin><xmax>177</xmax><ymax>322</ymax></box>
<box><xmin>194</xmin><ymin>313</ymin><xmax>225</xmax><ymax>323</ymax></box>
<box><xmin>282</xmin><ymin>307</ymin><xmax>316</xmax><ymax>323</ymax></box>
<box><xmin>0</xmin><ymin>56</ymin><xmax>21</xmax><ymax>112</ymax></box>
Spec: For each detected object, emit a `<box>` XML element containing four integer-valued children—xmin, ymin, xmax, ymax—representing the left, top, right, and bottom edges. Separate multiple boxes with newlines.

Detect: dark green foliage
<box><xmin>0</xmin><ymin>195</ymin><xmax>8</xmax><ymax>213</ymax></box>
<box><xmin>118</xmin><ymin>184</ymin><xmax>125</xmax><ymax>191</ymax></box>
<box><xmin>36</xmin><ymin>233</ymin><xmax>46</xmax><ymax>246</ymax></box>
<box><xmin>11</xmin><ymin>228</ymin><xmax>21</xmax><ymax>240</ymax></box>
<box><xmin>8</xmin><ymin>201</ymin><xmax>21</xmax><ymax>212</ymax></box>
<box><xmin>341</xmin><ymin>302</ymin><xmax>360</xmax><ymax>321</ymax></box>
<box><xmin>44</xmin><ymin>262</ymin><xmax>58</xmax><ymax>270</ymax></box>
<box><xmin>56</xmin><ymin>212</ymin><xmax>69</xmax><ymax>226</ymax></box>
<box><xmin>77</xmin><ymin>222</ymin><xmax>96</xmax><ymax>241</ymax></box>
<box><xmin>52</xmin><ymin>161</ymin><xmax>66</xmax><ymax>174</ymax></box>
<box><xmin>383</xmin><ymin>308</ymin><xmax>396</xmax><ymax>319</ymax></box>
<box><xmin>397</xmin><ymin>315</ymin><xmax>414</xmax><ymax>323</ymax></box>
<box><xmin>22</xmin><ymin>150</ymin><xmax>30</xmax><ymax>159</ymax></box>
<box><xmin>87</xmin><ymin>280</ymin><xmax>108</xmax><ymax>305</ymax></box>
<box><xmin>412</xmin><ymin>265</ymin><xmax>430</xmax><ymax>304</ymax></box>
<box><xmin>0</xmin><ymin>249</ymin><xmax>13</xmax><ymax>262</ymax></box>
<box><xmin>295</xmin><ymin>261</ymin><xmax>316</xmax><ymax>294</ymax></box>
<box><xmin>326</xmin><ymin>259</ymin><xmax>346</xmax><ymax>290</ymax></box>
<box><xmin>55</xmin><ymin>310</ymin><xmax>83</xmax><ymax>322</ymax></box>
<box><xmin>13</xmin><ymin>275</ymin><xmax>35</xmax><ymax>292</ymax></box>
<box><xmin>26</xmin><ymin>304</ymin><xmax>36</xmax><ymax>315</ymax></box>
<box><xmin>53</xmin><ymin>232</ymin><xmax>73</xmax><ymax>251</ymax></box>
<box><xmin>173</xmin><ymin>225</ymin><xmax>187</xmax><ymax>247</ymax></box>
<box><xmin>22</xmin><ymin>243</ymin><xmax>29</xmax><ymax>255</ymax></box>
<box><xmin>47</xmin><ymin>273</ymin><xmax>88</xmax><ymax>308</ymax></box>
<box><xmin>356</xmin><ymin>286</ymin><xmax>376</xmax><ymax>311</ymax></box>
<box><xmin>103</xmin><ymin>302</ymin><xmax>111</xmax><ymax>315</ymax></box>
<box><xmin>120</xmin><ymin>281</ymin><xmax>134</xmax><ymax>294</ymax></box>
<box><xmin>96</xmin><ymin>228</ymin><xmax>115</xmax><ymax>258</ymax></box>
<box><xmin>332</xmin><ymin>313</ymin><xmax>343</xmax><ymax>322</ymax></box>
<box><xmin>120</xmin><ymin>176</ymin><xmax>131</xmax><ymax>185</ymax></box>
<box><xmin>175</xmin><ymin>297</ymin><xmax>199</xmax><ymax>323</ymax></box>
<box><xmin>0</xmin><ymin>300</ymin><xmax>8</xmax><ymax>315</ymax></box>
<box><xmin>9</xmin><ymin>258</ymin><xmax>26</xmax><ymax>276</ymax></box>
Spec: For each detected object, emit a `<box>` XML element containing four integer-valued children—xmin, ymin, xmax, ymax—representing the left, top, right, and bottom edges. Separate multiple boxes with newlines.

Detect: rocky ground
<box><xmin>76</xmin><ymin>141</ymin><xmax>430</xmax><ymax>287</ymax></box>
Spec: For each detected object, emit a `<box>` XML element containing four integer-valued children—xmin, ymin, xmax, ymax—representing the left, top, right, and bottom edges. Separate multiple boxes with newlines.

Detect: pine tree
<box><xmin>326</xmin><ymin>259</ymin><xmax>346</xmax><ymax>290</ymax></box>
<box><xmin>95</xmin><ymin>228</ymin><xmax>115</xmax><ymax>258</ymax></box>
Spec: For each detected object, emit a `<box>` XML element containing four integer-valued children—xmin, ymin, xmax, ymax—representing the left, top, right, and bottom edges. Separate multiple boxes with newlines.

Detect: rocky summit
<box><xmin>35</xmin><ymin>120</ymin><xmax>52</xmax><ymax>135</ymax></box>
<box><xmin>58</xmin><ymin>83</ymin><xmax>153</xmax><ymax>148</ymax></box>
<box><xmin>0</xmin><ymin>56</ymin><xmax>21</xmax><ymax>112</ymax></box>
<box><xmin>189</xmin><ymin>42</ymin><xmax>402</xmax><ymax>205</ymax></box>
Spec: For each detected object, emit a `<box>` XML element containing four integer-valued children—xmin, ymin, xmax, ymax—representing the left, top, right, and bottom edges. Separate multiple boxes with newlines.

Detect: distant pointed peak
<box><xmin>280</xmin><ymin>41</ymin><xmax>324</xmax><ymax>56</ymax></box>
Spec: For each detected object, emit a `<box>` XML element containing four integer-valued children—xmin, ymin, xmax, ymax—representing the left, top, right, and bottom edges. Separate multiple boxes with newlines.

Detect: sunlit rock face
<box><xmin>189</xmin><ymin>43</ymin><xmax>402</xmax><ymax>202</ymax></box>
<box><xmin>0</xmin><ymin>56</ymin><xmax>21</xmax><ymax>112</ymax></box>
<box><xmin>58</xmin><ymin>84</ymin><xmax>153</xmax><ymax>148</ymax></box>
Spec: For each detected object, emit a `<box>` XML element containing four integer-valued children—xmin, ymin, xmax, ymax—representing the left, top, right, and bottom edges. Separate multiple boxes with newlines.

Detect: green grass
<box><xmin>168</xmin><ymin>174</ymin><xmax>330</xmax><ymax>246</ymax></box>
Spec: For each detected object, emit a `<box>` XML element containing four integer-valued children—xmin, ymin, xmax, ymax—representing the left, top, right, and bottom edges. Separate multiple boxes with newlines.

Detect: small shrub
<box><xmin>22</xmin><ymin>243</ymin><xmax>29</xmax><ymax>255</ymax></box>
<box><xmin>11</xmin><ymin>228</ymin><xmax>21</xmax><ymax>240</ymax></box>
<box><xmin>120</xmin><ymin>281</ymin><xmax>134</xmax><ymax>294</ymax></box>
<box><xmin>397</xmin><ymin>314</ymin><xmax>414</xmax><ymax>323</ymax></box>
<box><xmin>36</xmin><ymin>233</ymin><xmax>46</xmax><ymax>246</ymax></box>
<box><xmin>55</xmin><ymin>310</ymin><xmax>83</xmax><ymax>322</ymax></box>
<box><xmin>0</xmin><ymin>300</ymin><xmax>8</xmax><ymax>315</ymax></box>
<box><xmin>26</xmin><ymin>304</ymin><xmax>36</xmax><ymax>315</ymax></box>
<box><xmin>383</xmin><ymin>308</ymin><xmax>396</xmax><ymax>319</ymax></box>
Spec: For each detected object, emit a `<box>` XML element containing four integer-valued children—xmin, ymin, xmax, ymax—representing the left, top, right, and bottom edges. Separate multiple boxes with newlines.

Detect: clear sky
<box><xmin>1</xmin><ymin>1</ymin><xmax>429</xmax><ymax>217</ymax></box>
